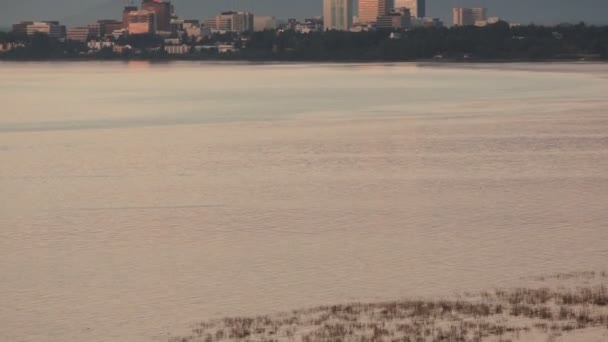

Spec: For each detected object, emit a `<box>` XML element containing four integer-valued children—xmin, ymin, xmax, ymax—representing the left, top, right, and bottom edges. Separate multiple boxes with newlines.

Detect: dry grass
<box><xmin>170</xmin><ymin>272</ymin><xmax>608</xmax><ymax>342</ymax></box>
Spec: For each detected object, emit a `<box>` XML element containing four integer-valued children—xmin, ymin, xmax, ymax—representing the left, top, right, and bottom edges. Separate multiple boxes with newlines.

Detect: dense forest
<box><xmin>1</xmin><ymin>22</ymin><xmax>608</xmax><ymax>61</ymax></box>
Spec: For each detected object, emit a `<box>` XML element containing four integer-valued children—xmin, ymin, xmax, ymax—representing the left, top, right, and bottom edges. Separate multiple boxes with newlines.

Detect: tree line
<box><xmin>1</xmin><ymin>22</ymin><xmax>608</xmax><ymax>61</ymax></box>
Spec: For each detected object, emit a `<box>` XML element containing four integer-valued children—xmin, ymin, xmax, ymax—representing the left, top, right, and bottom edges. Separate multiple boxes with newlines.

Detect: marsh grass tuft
<box><xmin>171</xmin><ymin>272</ymin><xmax>608</xmax><ymax>342</ymax></box>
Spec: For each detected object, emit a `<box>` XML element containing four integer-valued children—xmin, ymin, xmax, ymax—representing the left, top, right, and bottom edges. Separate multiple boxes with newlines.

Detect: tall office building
<box><xmin>141</xmin><ymin>0</ymin><xmax>172</xmax><ymax>32</ymax></box>
<box><xmin>453</xmin><ymin>7</ymin><xmax>487</xmax><ymax>26</ymax></box>
<box><xmin>323</xmin><ymin>0</ymin><xmax>353</xmax><ymax>31</ymax></box>
<box><xmin>127</xmin><ymin>10</ymin><xmax>156</xmax><ymax>34</ymax></box>
<box><xmin>359</xmin><ymin>0</ymin><xmax>394</xmax><ymax>24</ymax></box>
<box><xmin>394</xmin><ymin>0</ymin><xmax>425</xmax><ymax>18</ymax></box>
<box><xmin>123</xmin><ymin>6</ymin><xmax>138</xmax><ymax>29</ymax></box>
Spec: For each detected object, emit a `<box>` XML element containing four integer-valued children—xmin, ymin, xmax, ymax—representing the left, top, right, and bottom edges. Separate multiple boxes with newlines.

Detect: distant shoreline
<box><xmin>3</xmin><ymin>23</ymin><xmax>607</xmax><ymax>64</ymax></box>
<box><xmin>1</xmin><ymin>56</ymin><xmax>606</xmax><ymax>63</ymax></box>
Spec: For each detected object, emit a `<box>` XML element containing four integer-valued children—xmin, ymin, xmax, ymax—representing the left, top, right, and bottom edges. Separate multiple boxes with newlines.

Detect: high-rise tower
<box><xmin>324</xmin><ymin>0</ymin><xmax>353</xmax><ymax>31</ymax></box>
<box><xmin>141</xmin><ymin>0</ymin><xmax>172</xmax><ymax>32</ymax></box>
<box><xmin>358</xmin><ymin>0</ymin><xmax>394</xmax><ymax>24</ymax></box>
<box><xmin>123</xmin><ymin>5</ymin><xmax>139</xmax><ymax>29</ymax></box>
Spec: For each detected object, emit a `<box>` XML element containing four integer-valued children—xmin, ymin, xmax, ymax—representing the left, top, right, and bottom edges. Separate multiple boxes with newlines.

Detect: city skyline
<box><xmin>2</xmin><ymin>0</ymin><xmax>608</xmax><ymax>28</ymax></box>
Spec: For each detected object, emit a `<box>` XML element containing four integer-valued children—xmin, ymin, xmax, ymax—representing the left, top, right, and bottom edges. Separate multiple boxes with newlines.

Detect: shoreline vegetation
<box><xmin>1</xmin><ymin>22</ymin><xmax>608</xmax><ymax>62</ymax></box>
<box><xmin>170</xmin><ymin>271</ymin><xmax>608</xmax><ymax>342</ymax></box>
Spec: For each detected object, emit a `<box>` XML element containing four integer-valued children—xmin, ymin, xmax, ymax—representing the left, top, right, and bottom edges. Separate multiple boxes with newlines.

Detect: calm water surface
<box><xmin>1</xmin><ymin>62</ymin><xmax>608</xmax><ymax>342</ymax></box>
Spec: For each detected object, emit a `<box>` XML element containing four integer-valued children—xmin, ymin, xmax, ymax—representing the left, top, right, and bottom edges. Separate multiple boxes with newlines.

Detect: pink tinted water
<box><xmin>1</xmin><ymin>62</ymin><xmax>607</xmax><ymax>342</ymax></box>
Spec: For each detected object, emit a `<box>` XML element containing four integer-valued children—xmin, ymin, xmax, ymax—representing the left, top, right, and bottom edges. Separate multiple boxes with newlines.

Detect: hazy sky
<box><xmin>1</xmin><ymin>0</ymin><xmax>607</xmax><ymax>27</ymax></box>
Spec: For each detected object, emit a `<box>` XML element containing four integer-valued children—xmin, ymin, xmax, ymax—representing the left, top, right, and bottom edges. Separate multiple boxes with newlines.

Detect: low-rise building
<box><xmin>67</xmin><ymin>27</ymin><xmax>91</xmax><ymax>42</ymax></box>
<box><xmin>113</xmin><ymin>44</ymin><xmax>132</xmax><ymax>54</ymax></box>
<box><xmin>87</xmin><ymin>23</ymin><xmax>102</xmax><ymax>38</ymax></box>
<box><xmin>376</xmin><ymin>12</ymin><xmax>410</xmax><ymax>29</ymax></box>
<box><xmin>475</xmin><ymin>17</ymin><xmax>502</xmax><ymax>27</ymax></box>
<box><xmin>350</xmin><ymin>23</ymin><xmax>373</xmax><ymax>32</ymax></box>
<box><xmin>164</xmin><ymin>44</ymin><xmax>190</xmax><ymax>54</ymax></box>
<box><xmin>24</xmin><ymin>21</ymin><xmax>64</xmax><ymax>38</ymax></box>
<box><xmin>12</xmin><ymin>21</ymin><xmax>34</xmax><ymax>36</ymax></box>
<box><xmin>112</xmin><ymin>29</ymin><xmax>128</xmax><ymax>40</ymax></box>
<box><xmin>453</xmin><ymin>7</ymin><xmax>487</xmax><ymax>26</ymax></box>
<box><xmin>254</xmin><ymin>16</ymin><xmax>278</xmax><ymax>31</ymax></box>
<box><xmin>97</xmin><ymin>20</ymin><xmax>124</xmax><ymax>36</ymax></box>
<box><xmin>218</xmin><ymin>44</ymin><xmax>238</xmax><ymax>53</ymax></box>
<box><xmin>185</xmin><ymin>25</ymin><xmax>202</xmax><ymax>38</ymax></box>
<box><xmin>88</xmin><ymin>40</ymin><xmax>114</xmax><ymax>51</ymax></box>
<box><xmin>410</xmin><ymin>17</ymin><xmax>444</xmax><ymax>28</ymax></box>
<box><xmin>296</xmin><ymin>18</ymin><xmax>324</xmax><ymax>33</ymax></box>
<box><xmin>194</xmin><ymin>43</ymin><xmax>238</xmax><ymax>54</ymax></box>
<box><xmin>206</xmin><ymin>11</ymin><xmax>254</xmax><ymax>33</ymax></box>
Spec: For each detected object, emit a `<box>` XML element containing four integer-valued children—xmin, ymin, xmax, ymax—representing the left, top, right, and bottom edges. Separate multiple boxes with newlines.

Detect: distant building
<box><xmin>112</xmin><ymin>29</ymin><xmax>128</xmax><ymax>39</ymax></box>
<box><xmin>67</xmin><ymin>27</ymin><xmax>91</xmax><ymax>42</ymax></box>
<box><xmin>323</xmin><ymin>0</ymin><xmax>353</xmax><ymax>31</ymax></box>
<box><xmin>12</xmin><ymin>21</ymin><xmax>34</xmax><ymax>36</ymax></box>
<box><xmin>24</xmin><ymin>21</ymin><xmax>64</xmax><ymax>38</ymax></box>
<box><xmin>377</xmin><ymin>9</ymin><xmax>410</xmax><ymax>29</ymax></box>
<box><xmin>96</xmin><ymin>20</ymin><xmax>124</xmax><ymax>36</ymax></box>
<box><xmin>88</xmin><ymin>40</ymin><xmax>114</xmax><ymax>51</ymax></box>
<box><xmin>194</xmin><ymin>44</ymin><xmax>238</xmax><ymax>54</ymax></box>
<box><xmin>87</xmin><ymin>23</ymin><xmax>102</xmax><ymax>38</ymax></box>
<box><xmin>359</xmin><ymin>0</ymin><xmax>394</xmax><ymax>24</ymax></box>
<box><xmin>453</xmin><ymin>7</ymin><xmax>487</xmax><ymax>26</ymax></box>
<box><xmin>127</xmin><ymin>10</ymin><xmax>156</xmax><ymax>34</ymax></box>
<box><xmin>113</xmin><ymin>44</ymin><xmax>132</xmax><ymax>54</ymax></box>
<box><xmin>349</xmin><ymin>23</ymin><xmax>372</xmax><ymax>32</ymax></box>
<box><xmin>475</xmin><ymin>17</ymin><xmax>502</xmax><ymax>27</ymax></box>
<box><xmin>164</xmin><ymin>44</ymin><xmax>189</xmax><ymax>54</ymax></box>
<box><xmin>254</xmin><ymin>16</ymin><xmax>279</xmax><ymax>31</ymax></box>
<box><xmin>285</xmin><ymin>18</ymin><xmax>299</xmax><ymax>30</ymax></box>
<box><xmin>394</xmin><ymin>0</ymin><xmax>425</xmax><ymax>18</ymax></box>
<box><xmin>183</xmin><ymin>20</ymin><xmax>203</xmax><ymax>38</ymax></box>
<box><xmin>298</xmin><ymin>18</ymin><xmax>324</xmax><ymax>33</ymax></box>
<box><xmin>141</xmin><ymin>0</ymin><xmax>172</xmax><ymax>32</ymax></box>
<box><xmin>87</xmin><ymin>21</ymin><xmax>122</xmax><ymax>38</ymax></box>
<box><xmin>207</xmin><ymin>12</ymin><xmax>254</xmax><ymax>33</ymax></box>
<box><xmin>231</xmin><ymin>12</ymin><xmax>254</xmax><ymax>32</ymax></box>
<box><xmin>203</xmin><ymin>18</ymin><xmax>218</xmax><ymax>31</ymax></box>
<box><xmin>170</xmin><ymin>19</ymin><xmax>184</xmax><ymax>33</ymax></box>
<box><xmin>424</xmin><ymin>17</ymin><xmax>444</xmax><ymax>28</ymax></box>
<box><xmin>170</xmin><ymin>19</ymin><xmax>203</xmax><ymax>38</ymax></box>
<box><xmin>218</xmin><ymin>44</ymin><xmax>238</xmax><ymax>53</ymax></box>
<box><xmin>123</xmin><ymin>6</ymin><xmax>139</xmax><ymax>29</ymax></box>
